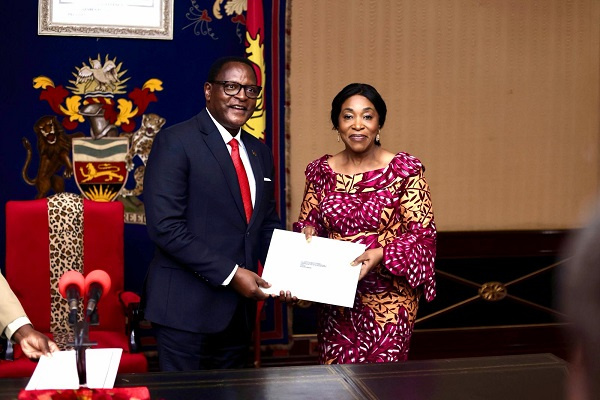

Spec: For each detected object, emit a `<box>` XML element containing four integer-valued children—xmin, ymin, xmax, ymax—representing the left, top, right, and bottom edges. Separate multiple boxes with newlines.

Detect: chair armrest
<box><xmin>118</xmin><ymin>291</ymin><xmax>142</xmax><ymax>352</ymax></box>
<box><xmin>119</xmin><ymin>291</ymin><xmax>141</xmax><ymax>308</ymax></box>
<box><xmin>0</xmin><ymin>337</ymin><xmax>14</xmax><ymax>361</ymax></box>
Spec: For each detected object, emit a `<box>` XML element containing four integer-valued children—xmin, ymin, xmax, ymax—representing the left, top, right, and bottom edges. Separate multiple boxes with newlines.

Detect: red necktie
<box><xmin>229</xmin><ymin>138</ymin><xmax>253</xmax><ymax>223</ymax></box>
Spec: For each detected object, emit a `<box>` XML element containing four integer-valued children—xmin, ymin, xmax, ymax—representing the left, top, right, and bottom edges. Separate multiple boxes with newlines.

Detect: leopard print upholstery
<box><xmin>48</xmin><ymin>192</ymin><xmax>84</xmax><ymax>347</ymax></box>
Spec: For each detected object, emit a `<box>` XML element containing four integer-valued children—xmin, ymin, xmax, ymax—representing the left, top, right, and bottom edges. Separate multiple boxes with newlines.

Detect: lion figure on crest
<box><xmin>22</xmin><ymin>115</ymin><xmax>83</xmax><ymax>199</ymax></box>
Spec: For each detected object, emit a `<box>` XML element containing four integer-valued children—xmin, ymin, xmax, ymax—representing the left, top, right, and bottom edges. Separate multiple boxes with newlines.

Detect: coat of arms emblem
<box><xmin>25</xmin><ymin>54</ymin><xmax>165</xmax><ymax>223</ymax></box>
<box><xmin>72</xmin><ymin>137</ymin><xmax>129</xmax><ymax>202</ymax></box>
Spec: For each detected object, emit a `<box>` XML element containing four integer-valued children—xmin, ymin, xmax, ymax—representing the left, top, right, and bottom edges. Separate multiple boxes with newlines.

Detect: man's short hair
<box><xmin>207</xmin><ymin>56</ymin><xmax>257</xmax><ymax>82</ymax></box>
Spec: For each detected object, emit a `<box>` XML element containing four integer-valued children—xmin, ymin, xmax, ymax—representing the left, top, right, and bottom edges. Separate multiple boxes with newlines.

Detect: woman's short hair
<box><xmin>330</xmin><ymin>83</ymin><xmax>387</xmax><ymax>131</ymax></box>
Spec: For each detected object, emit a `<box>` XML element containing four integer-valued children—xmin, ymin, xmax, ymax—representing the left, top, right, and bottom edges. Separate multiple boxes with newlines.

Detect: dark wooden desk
<box><xmin>0</xmin><ymin>353</ymin><xmax>568</xmax><ymax>400</ymax></box>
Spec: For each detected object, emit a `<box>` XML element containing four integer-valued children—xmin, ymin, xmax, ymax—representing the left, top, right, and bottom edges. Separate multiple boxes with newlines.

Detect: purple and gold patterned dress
<box><xmin>293</xmin><ymin>152</ymin><xmax>436</xmax><ymax>364</ymax></box>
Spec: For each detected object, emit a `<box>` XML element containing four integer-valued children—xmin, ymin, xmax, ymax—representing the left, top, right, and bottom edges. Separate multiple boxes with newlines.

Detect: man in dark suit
<box><xmin>143</xmin><ymin>56</ymin><xmax>290</xmax><ymax>371</ymax></box>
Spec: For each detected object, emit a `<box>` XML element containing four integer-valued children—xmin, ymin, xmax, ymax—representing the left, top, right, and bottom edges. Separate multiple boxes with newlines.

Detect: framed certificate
<box><xmin>38</xmin><ymin>0</ymin><xmax>174</xmax><ymax>40</ymax></box>
<box><xmin>261</xmin><ymin>229</ymin><xmax>365</xmax><ymax>308</ymax></box>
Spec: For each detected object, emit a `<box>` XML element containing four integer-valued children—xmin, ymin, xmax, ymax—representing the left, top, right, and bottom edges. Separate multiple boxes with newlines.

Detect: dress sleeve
<box><xmin>292</xmin><ymin>179</ymin><xmax>326</xmax><ymax>237</ymax></box>
<box><xmin>382</xmin><ymin>168</ymin><xmax>437</xmax><ymax>301</ymax></box>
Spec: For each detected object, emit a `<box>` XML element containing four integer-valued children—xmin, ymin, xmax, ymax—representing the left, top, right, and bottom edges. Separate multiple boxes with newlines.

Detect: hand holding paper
<box><xmin>261</xmin><ymin>229</ymin><xmax>365</xmax><ymax>307</ymax></box>
<box><xmin>350</xmin><ymin>247</ymin><xmax>385</xmax><ymax>280</ymax></box>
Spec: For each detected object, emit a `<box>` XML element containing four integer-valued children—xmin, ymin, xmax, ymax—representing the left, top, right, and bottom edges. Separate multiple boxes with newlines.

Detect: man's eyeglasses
<box><xmin>210</xmin><ymin>81</ymin><xmax>262</xmax><ymax>99</ymax></box>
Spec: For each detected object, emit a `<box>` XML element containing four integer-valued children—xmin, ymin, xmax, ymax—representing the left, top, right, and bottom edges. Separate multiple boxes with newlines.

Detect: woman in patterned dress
<box><xmin>293</xmin><ymin>83</ymin><xmax>436</xmax><ymax>364</ymax></box>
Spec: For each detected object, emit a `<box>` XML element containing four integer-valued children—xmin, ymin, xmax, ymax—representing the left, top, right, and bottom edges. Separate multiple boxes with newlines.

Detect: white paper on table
<box><xmin>85</xmin><ymin>348</ymin><xmax>122</xmax><ymax>389</ymax></box>
<box><xmin>261</xmin><ymin>229</ymin><xmax>365</xmax><ymax>307</ymax></box>
<box><xmin>25</xmin><ymin>348</ymin><xmax>122</xmax><ymax>390</ymax></box>
<box><xmin>25</xmin><ymin>350</ymin><xmax>79</xmax><ymax>390</ymax></box>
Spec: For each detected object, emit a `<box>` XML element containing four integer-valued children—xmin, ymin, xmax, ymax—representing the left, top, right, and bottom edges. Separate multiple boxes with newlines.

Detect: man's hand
<box><xmin>230</xmin><ymin>268</ymin><xmax>271</xmax><ymax>300</ymax></box>
<box><xmin>273</xmin><ymin>290</ymin><xmax>299</xmax><ymax>304</ymax></box>
<box><xmin>12</xmin><ymin>324</ymin><xmax>59</xmax><ymax>359</ymax></box>
<box><xmin>351</xmin><ymin>248</ymin><xmax>384</xmax><ymax>280</ymax></box>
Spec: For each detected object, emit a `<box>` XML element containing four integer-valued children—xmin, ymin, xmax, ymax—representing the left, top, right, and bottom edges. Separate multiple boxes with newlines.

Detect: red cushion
<box><xmin>83</xmin><ymin>199</ymin><xmax>126</xmax><ymax>332</ymax></box>
<box><xmin>6</xmin><ymin>199</ymin><xmax>51</xmax><ymax>332</ymax></box>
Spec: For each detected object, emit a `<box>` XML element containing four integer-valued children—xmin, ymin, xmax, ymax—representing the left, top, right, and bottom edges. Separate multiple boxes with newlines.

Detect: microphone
<box><xmin>84</xmin><ymin>270</ymin><xmax>111</xmax><ymax>320</ymax></box>
<box><xmin>58</xmin><ymin>271</ymin><xmax>85</xmax><ymax>325</ymax></box>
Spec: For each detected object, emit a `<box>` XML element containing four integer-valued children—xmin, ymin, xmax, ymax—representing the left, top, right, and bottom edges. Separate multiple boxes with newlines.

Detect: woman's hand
<box><xmin>351</xmin><ymin>248</ymin><xmax>384</xmax><ymax>280</ymax></box>
<box><xmin>302</xmin><ymin>225</ymin><xmax>316</xmax><ymax>242</ymax></box>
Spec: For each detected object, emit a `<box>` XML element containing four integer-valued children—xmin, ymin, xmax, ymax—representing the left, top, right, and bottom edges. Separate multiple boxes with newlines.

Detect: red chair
<box><xmin>1</xmin><ymin>192</ymin><xmax>147</xmax><ymax>378</ymax></box>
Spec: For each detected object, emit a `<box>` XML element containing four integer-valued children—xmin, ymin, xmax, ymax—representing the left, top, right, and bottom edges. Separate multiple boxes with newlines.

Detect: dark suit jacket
<box><xmin>143</xmin><ymin>109</ymin><xmax>281</xmax><ymax>333</ymax></box>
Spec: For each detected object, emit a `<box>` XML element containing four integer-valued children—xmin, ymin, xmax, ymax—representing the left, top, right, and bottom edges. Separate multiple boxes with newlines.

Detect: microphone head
<box><xmin>58</xmin><ymin>270</ymin><xmax>85</xmax><ymax>298</ymax></box>
<box><xmin>84</xmin><ymin>269</ymin><xmax>111</xmax><ymax>295</ymax></box>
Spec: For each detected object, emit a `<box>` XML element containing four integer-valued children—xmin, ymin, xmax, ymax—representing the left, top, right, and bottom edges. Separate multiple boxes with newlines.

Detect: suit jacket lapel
<box><xmin>197</xmin><ymin>111</ymin><xmax>247</xmax><ymax>223</ymax></box>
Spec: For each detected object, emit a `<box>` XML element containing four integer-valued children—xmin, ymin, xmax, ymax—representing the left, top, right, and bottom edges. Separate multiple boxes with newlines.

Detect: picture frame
<box><xmin>38</xmin><ymin>0</ymin><xmax>174</xmax><ymax>40</ymax></box>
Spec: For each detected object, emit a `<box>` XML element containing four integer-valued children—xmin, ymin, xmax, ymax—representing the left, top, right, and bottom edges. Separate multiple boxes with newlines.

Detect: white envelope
<box><xmin>261</xmin><ymin>229</ymin><xmax>365</xmax><ymax>307</ymax></box>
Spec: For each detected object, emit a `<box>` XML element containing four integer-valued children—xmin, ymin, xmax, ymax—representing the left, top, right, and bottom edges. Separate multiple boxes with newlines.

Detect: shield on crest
<box><xmin>72</xmin><ymin>137</ymin><xmax>129</xmax><ymax>201</ymax></box>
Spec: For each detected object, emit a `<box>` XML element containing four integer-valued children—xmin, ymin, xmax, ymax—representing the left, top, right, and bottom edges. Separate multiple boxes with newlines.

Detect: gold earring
<box><xmin>376</xmin><ymin>131</ymin><xmax>380</xmax><ymax>142</ymax></box>
<box><xmin>337</xmin><ymin>132</ymin><xmax>341</xmax><ymax>142</ymax></box>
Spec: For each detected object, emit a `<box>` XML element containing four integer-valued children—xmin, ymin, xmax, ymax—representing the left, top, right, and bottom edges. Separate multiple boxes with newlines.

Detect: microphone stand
<box><xmin>69</xmin><ymin>310</ymin><xmax>99</xmax><ymax>385</ymax></box>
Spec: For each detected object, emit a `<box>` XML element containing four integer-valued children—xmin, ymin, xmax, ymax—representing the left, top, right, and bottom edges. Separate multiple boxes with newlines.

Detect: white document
<box><xmin>25</xmin><ymin>348</ymin><xmax>122</xmax><ymax>390</ymax></box>
<box><xmin>86</xmin><ymin>348</ymin><xmax>123</xmax><ymax>389</ymax></box>
<box><xmin>25</xmin><ymin>350</ymin><xmax>79</xmax><ymax>390</ymax></box>
<box><xmin>261</xmin><ymin>229</ymin><xmax>365</xmax><ymax>307</ymax></box>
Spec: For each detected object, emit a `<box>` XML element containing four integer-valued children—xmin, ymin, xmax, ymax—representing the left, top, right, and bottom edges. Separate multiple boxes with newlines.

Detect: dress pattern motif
<box><xmin>293</xmin><ymin>152</ymin><xmax>436</xmax><ymax>364</ymax></box>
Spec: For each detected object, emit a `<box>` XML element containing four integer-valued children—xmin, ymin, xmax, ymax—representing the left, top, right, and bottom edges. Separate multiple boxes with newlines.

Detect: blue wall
<box><xmin>1</xmin><ymin>1</ymin><xmax>285</xmax><ymax>295</ymax></box>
